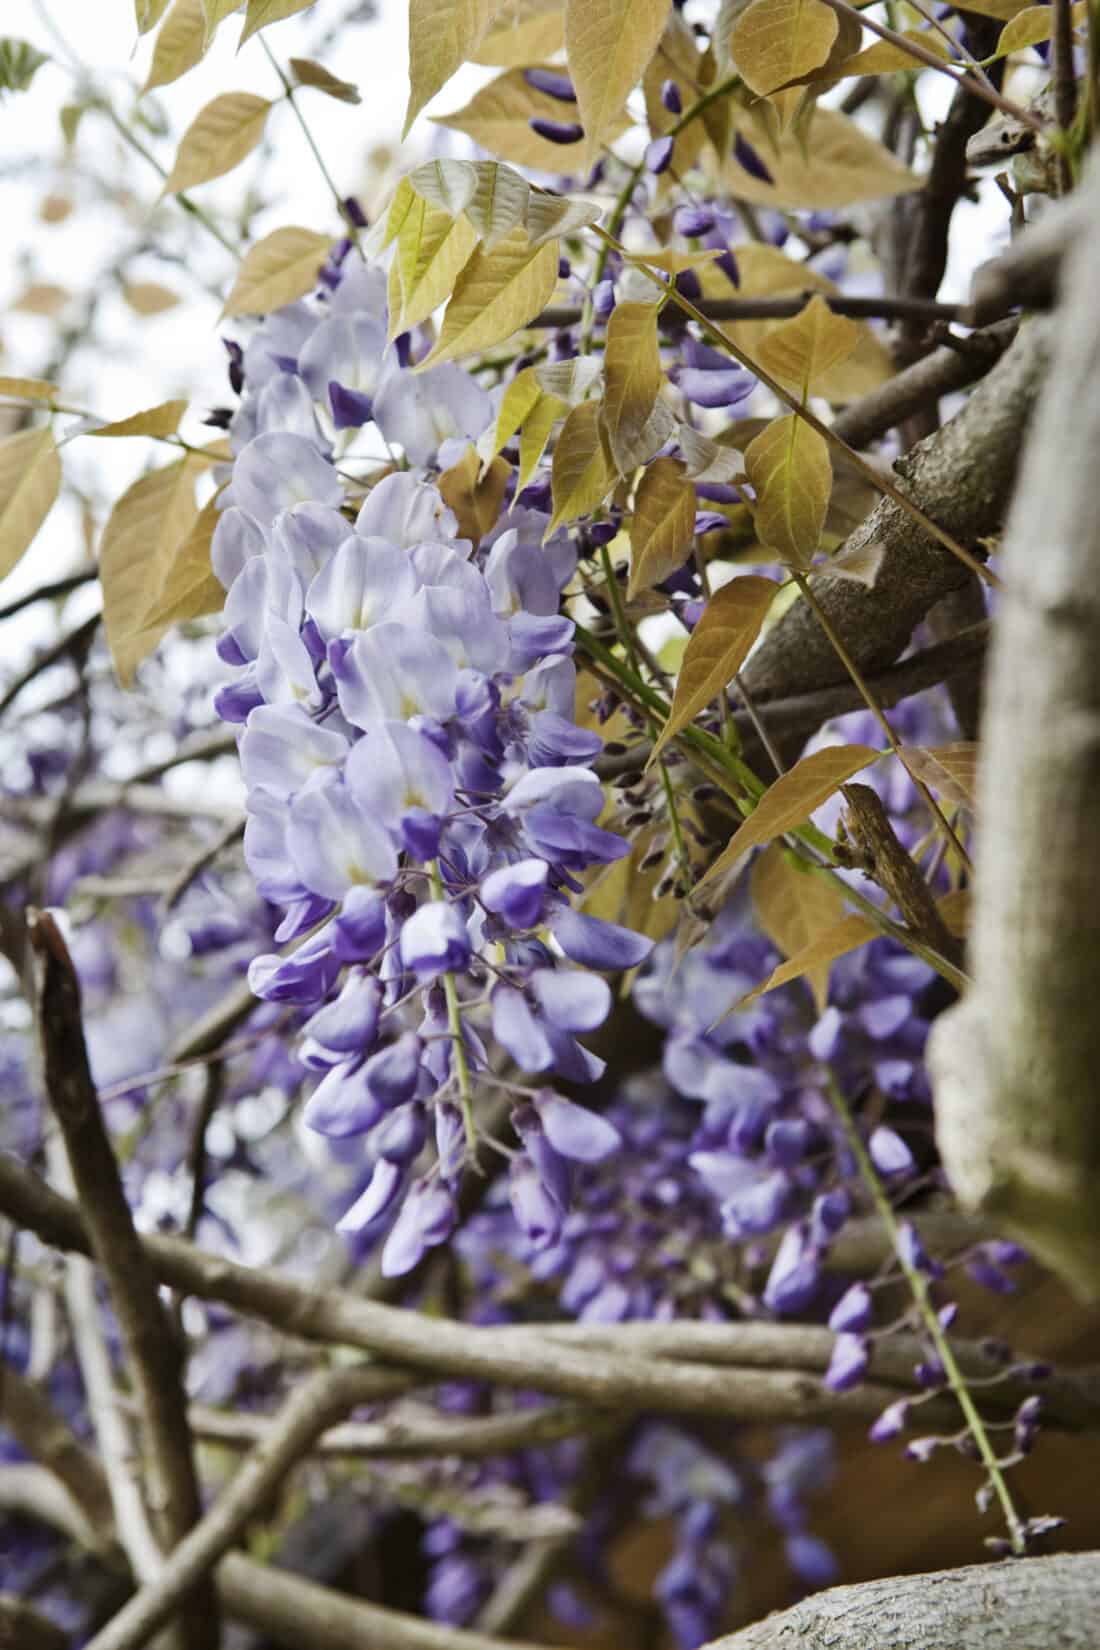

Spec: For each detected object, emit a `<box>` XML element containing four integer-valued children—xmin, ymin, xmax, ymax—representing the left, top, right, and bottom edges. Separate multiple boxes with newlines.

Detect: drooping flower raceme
<box><xmin>211</xmin><ymin>243</ymin><xmax>650</xmax><ymax>1273</ymax></box>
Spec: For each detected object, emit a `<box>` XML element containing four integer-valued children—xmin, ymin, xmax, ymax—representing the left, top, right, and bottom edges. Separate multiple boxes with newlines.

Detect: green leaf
<box><xmin>89</xmin><ymin>400</ymin><xmax>189</xmax><ymax>440</ymax></box>
<box><xmin>239</xmin><ymin>0</ymin><xmax>317</xmax><ymax>47</ymax></box>
<box><xmin>220</xmin><ymin>226</ymin><xmax>331</xmax><ymax>319</ymax></box>
<box><xmin>522</xmin><ymin>189</ymin><xmax>600</xmax><ymax>247</ymax></box>
<box><xmin>388</xmin><ymin>194</ymin><xmax>478</xmax><ymax>336</ymax></box>
<box><xmin>751</xmin><ymin>842</ymin><xmax>846</xmax><ymax>1012</ymax></box>
<box><xmin>419</xmin><ymin>227</ymin><xmax>559</xmax><ymax>367</ymax></box>
<box><xmin>601</xmin><ymin>301</ymin><xmax>666</xmax><ymax>475</ymax></box>
<box><xmin>288</xmin><ymin>58</ymin><xmax>361</xmax><ymax>103</ymax></box>
<box><xmin>729</xmin><ymin>0</ymin><xmax>837</xmax><ymax>96</ymax></box>
<box><xmin>143</xmin><ymin>0</ymin><xmax>208</xmax><ymax>93</ymax></box>
<box><xmin>699</xmin><ymin>743</ymin><xmax>881</xmax><ymax>887</ymax></box>
<box><xmin>163</xmin><ymin>92</ymin><xmax>271</xmax><ymax>194</ymax></box>
<box><xmin>140</xmin><ymin>494</ymin><xmax>225</xmax><ymax>629</ymax></box>
<box><xmin>535</xmin><ymin>357</ymin><xmax>603</xmax><ymax>401</ymax></box>
<box><xmin>744</xmin><ymin>414</ymin><xmax>831</xmax><ymax>568</ymax></box>
<box><xmin>627</xmin><ymin>455</ymin><xmax>696</xmax><ymax>599</ymax></box>
<box><xmin>548</xmin><ymin>400</ymin><xmax>614</xmax><ymax>534</ymax></box>
<box><xmin>566</xmin><ymin>0</ymin><xmax>671</xmax><ymax>166</ymax></box>
<box><xmin>742</xmin><ymin>909</ymin><xmax>876</xmax><ymax>1003</ymax></box>
<box><xmin>0</xmin><ymin>429</ymin><xmax>61</xmax><ymax>582</ymax></box>
<box><xmin>649</xmin><ymin>575</ymin><xmax>777</xmax><ymax>762</ymax></box>
<box><xmin>135</xmin><ymin>0</ymin><xmax>173</xmax><ymax>33</ymax></box>
<box><xmin>753</xmin><ymin>294</ymin><xmax>859</xmax><ymax>400</ymax></box>
<box><xmin>0</xmin><ymin>38</ymin><xmax>49</xmax><ymax>96</ymax></box>
<box><xmin>404</xmin><ymin>0</ymin><xmax>510</xmax><ymax>136</ymax></box>
<box><xmin>99</xmin><ymin>458</ymin><xmax>205</xmax><ymax>686</ymax></box>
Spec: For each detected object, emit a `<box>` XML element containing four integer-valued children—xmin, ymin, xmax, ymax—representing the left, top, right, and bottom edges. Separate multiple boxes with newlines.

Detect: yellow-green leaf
<box><xmin>602</xmin><ymin>301</ymin><xmax>664</xmax><ymax>476</ymax></box>
<box><xmin>288</xmin><ymin>57</ymin><xmax>361</xmax><ymax>102</ymax></box>
<box><xmin>389</xmin><ymin>194</ymin><xmax>479</xmax><ymax>336</ymax></box>
<box><xmin>89</xmin><ymin>400</ymin><xmax>189</xmax><ymax>440</ymax></box>
<box><xmin>833</xmin><ymin>31</ymin><xmax>952</xmax><ymax>78</ymax></box>
<box><xmin>518</xmin><ymin>392</ymin><xmax>567</xmax><ymax>488</ymax></box>
<box><xmin>548</xmin><ymin>400</ymin><xmax>614</xmax><ymax>534</ymax></box>
<box><xmin>676</xmin><ymin>424</ymin><xmax>744</xmax><ymax>483</ymax></box>
<box><xmin>991</xmin><ymin>6</ymin><xmax>1056</xmax><ymax>57</ymax></box>
<box><xmin>624</xmin><ymin>248</ymin><xmax>722</xmax><ymax>277</ymax></box>
<box><xmin>0</xmin><ymin>377</ymin><xmax>58</xmax><ymax>401</ymax></box>
<box><xmin>754</xmin><ymin>294</ymin><xmax>859</xmax><ymax>400</ymax></box>
<box><xmin>730</xmin><ymin>0</ymin><xmax>838</xmax><ymax>96</ymax></box>
<box><xmin>435</xmin><ymin>65</ymin><xmax>595</xmax><ymax>171</ymax></box>
<box><xmin>404</xmin><ymin>0</ymin><xmax>510</xmax><ymax>136</ymax></box>
<box><xmin>536</xmin><ymin>357</ymin><xmax>604</xmax><ymax>402</ymax></box>
<box><xmin>420</xmin><ymin>227</ymin><xmax>559</xmax><ymax>367</ymax></box>
<box><xmin>474</xmin><ymin>0</ymin><xmax>565</xmax><ymax>65</ymax></box>
<box><xmin>163</xmin><ymin>92</ymin><xmax>271</xmax><ymax>194</ymax></box>
<box><xmin>566</xmin><ymin>0</ymin><xmax>672</xmax><ymax>166</ymax></box>
<box><xmin>122</xmin><ymin>281</ymin><xmax>181</xmax><ymax>316</ymax></box>
<box><xmin>525</xmin><ymin>190</ymin><xmax>601</xmax><ymax>248</ymax></box>
<box><xmin>627</xmin><ymin>455</ymin><xmax>696</xmax><ymax>599</ymax></box>
<box><xmin>220</xmin><ymin>227</ymin><xmax>331</xmax><ymax>319</ymax></box>
<box><xmin>700</xmin><ymin>743</ymin><xmax>880</xmax><ymax>887</ymax></box>
<box><xmin>0</xmin><ymin>429</ymin><xmax>61</xmax><ymax>582</ymax></box>
<box><xmin>143</xmin><ymin>0</ymin><xmax>207</xmax><ymax>94</ymax></box>
<box><xmin>239</xmin><ymin>0</ymin><xmax>316</xmax><ymax>47</ymax></box>
<box><xmin>409</xmin><ymin>158</ymin><xmax>481</xmax><ymax>218</ymax></box>
<box><xmin>744</xmin><ymin>415</ymin><xmax>831</xmax><ymax>567</ymax></box>
<box><xmin>438</xmin><ymin>448</ymin><xmax>513</xmax><ymax>546</ymax></box>
<box><xmin>493</xmin><ymin>367</ymin><xmax>543</xmax><ymax>454</ymax></box>
<box><xmin>726</xmin><ymin>108</ymin><xmax>922</xmax><ymax>208</ymax></box>
<box><xmin>650</xmin><ymin>575</ymin><xmax>777</xmax><ymax>762</ymax></box>
<box><xmin>954</xmin><ymin>0</ymin><xmax>1032</xmax><ymax>15</ymax></box>
<box><xmin>750</xmin><ymin>842</ymin><xmax>845</xmax><ymax>1012</ymax></box>
<box><xmin>465</xmin><ymin>159</ymin><xmax>535</xmax><ymax>250</ymax></box>
<box><xmin>901</xmin><ymin>743</ymin><xmax>979</xmax><ymax>810</ymax></box>
<box><xmin>201</xmin><ymin>0</ymin><xmax>242</xmax><ymax>44</ymax></box>
<box><xmin>99</xmin><ymin>458</ymin><xmax>204</xmax><ymax>686</ymax></box>
<box><xmin>743</xmin><ymin>910</ymin><xmax>876</xmax><ymax>1003</ymax></box>
<box><xmin>136</xmin><ymin>0</ymin><xmax>172</xmax><ymax>33</ymax></box>
<box><xmin>140</xmin><ymin>494</ymin><xmax>225</xmax><ymax>629</ymax></box>
<box><xmin>644</xmin><ymin>9</ymin><xmax>706</xmax><ymax>173</ymax></box>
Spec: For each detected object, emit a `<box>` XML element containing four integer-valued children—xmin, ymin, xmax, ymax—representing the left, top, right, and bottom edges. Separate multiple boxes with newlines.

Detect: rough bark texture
<box><xmin>928</xmin><ymin>159</ymin><xmax>1100</xmax><ymax>1301</ymax></box>
<box><xmin>704</xmin><ymin>1553</ymin><xmax>1100</xmax><ymax>1649</ymax></box>
<box><xmin>741</xmin><ymin>320</ymin><xmax>1050</xmax><ymax>703</ymax></box>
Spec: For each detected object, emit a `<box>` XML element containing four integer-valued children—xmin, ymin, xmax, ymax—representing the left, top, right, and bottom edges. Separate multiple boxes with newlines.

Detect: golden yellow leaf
<box><xmin>163</xmin><ymin>93</ymin><xmax>271</xmax><ymax>194</ymax></box>
<box><xmin>0</xmin><ymin>377</ymin><xmax>58</xmax><ymax>401</ymax></box>
<box><xmin>143</xmin><ymin>0</ymin><xmax>207</xmax><ymax>94</ymax></box>
<box><xmin>434</xmin><ymin>65</ymin><xmax>597</xmax><ymax>171</ymax></box>
<box><xmin>650</xmin><ymin>575</ymin><xmax>777</xmax><ymax>762</ymax></box>
<box><xmin>644</xmin><ymin>9</ymin><xmax>706</xmax><ymax>174</ymax></box>
<box><xmin>745</xmin><ymin>415</ymin><xmax>831</xmax><ymax>567</ymax></box>
<box><xmin>953</xmin><ymin>0</ymin><xmax>1031</xmax><ymax>15</ymax></box>
<box><xmin>754</xmin><ymin>295</ymin><xmax>860</xmax><ymax>400</ymax></box>
<box><xmin>702</xmin><ymin>243</ymin><xmax>892</xmax><ymax>400</ymax></box>
<box><xmin>627</xmin><ymin>455</ymin><xmax>696</xmax><ymax>599</ymax></box>
<box><xmin>518</xmin><ymin>392</ymin><xmax>566</xmax><ymax>488</ymax></box>
<box><xmin>675</xmin><ymin>424</ymin><xmax>744</xmax><ymax>483</ymax></box>
<box><xmin>13</xmin><ymin>284</ymin><xmax>68</xmax><ymax>317</ymax></box>
<box><xmin>99</xmin><ymin>457</ymin><xmax>205</xmax><ymax>686</ymax></box>
<box><xmin>465</xmin><ymin>160</ymin><xmax>537</xmax><ymax>250</ymax></box>
<box><xmin>729</xmin><ymin>0</ymin><xmax>838</xmax><ymax>96</ymax></box>
<box><xmin>833</xmin><ymin>31</ymin><xmax>952</xmax><ymax>78</ymax></box>
<box><xmin>901</xmin><ymin>743</ymin><xmax>979</xmax><ymax>810</ymax></box>
<box><xmin>388</xmin><ymin>194</ymin><xmax>478</xmax><ymax>336</ymax></box>
<box><xmin>289</xmin><ymin>58</ymin><xmax>361</xmax><ymax>103</ymax></box>
<box><xmin>408</xmin><ymin>158</ymin><xmax>481</xmax><ymax>218</ymax></box>
<box><xmin>700</xmin><ymin>743</ymin><xmax>881</xmax><ymax>887</ymax></box>
<box><xmin>743</xmin><ymin>910</ymin><xmax>877</xmax><ymax>1002</ymax></box>
<box><xmin>136</xmin><ymin>0</ymin><xmax>172</xmax><ymax>33</ymax></box>
<box><xmin>122</xmin><ymin>281</ymin><xmax>181</xmax><ymax>316</ymax></box>
<box><xmin>992</xmin><ymin>6</ymin><xmax>1057</xmax><ymax>56</ymax></box>
<box><xmin>566</xmin><ymin>0</ymin><xmax>671</xmax><ymax>167</ymax></box>
<box><xmin>140</xmin><ymin>494</ymin><xmax>224</xmax><ymax>629</ymax></box>
<box><xmin>523</xmin><ymin>190</ymin><xmax>601</xmax><ymax>247</ymax></box>
<box><xmin>601</xmin><ymin>302</ymin><xmax>664</xmax><ymax>476</ymax></box>
<box><xmin>420</xmin><ymin>227</ymin><xmax>559</xmax><ymax>367</ymax></box>
<box><xmin>938</xmin><ymin>887</ymin><xmax>970</xmax><ymax>938</ymax></box>
<box><xmin>438</xmin><ymin>447</ymin><xmax>512</xmax><ymax>546</ymax></box>
<box><xmin>624</xmin><ymin>248</ymin><xmax>723</xmax><ymax>276</ymax></box>
<box><xmin>201</xmin><ymin>0</ymin><xmax>242</xmax><ymax>44</ymax></box>
<box><xmin>751</xmin><ymin>842</ymin><xmax>846</xmax><ymax>1012</ymax></box>
<box><xmin>0</xmin><ymin>429</ymin><xmax>61</xmax><ymax>582</ymax></box>
<box><xmin>404</xmin><ymin>0</ymin><xmax>510</xmax><ymax>135</ymax></box>
<box><xmin>548</xmin><ymin>400</ymin><xmax>614</xmax><ymax>534</ymax></box>
<box><xmin>40</xmin><ymin>194</ymin><xmax>74</xmax><ymax>224</ymax></box>
<box><xmin>89</xmin><ymin>400</ymin><xmax>189</xmax><ymax>440</ymax></box>
<box><xmin>474</xmin><ymin>0</ymin><xmax>565</xmax><ymax>64</ymax></box>
<box><xmin>725</xmin><ymin>107</ymin><xmax>923</xmax><ymax>208</ymax></box>
<box><xmin>220</xmin><ymin>227</ymin><xmax>331</xmax><ymax>319</ymax></box>
<box><xmin>239</xmin><ymin>0</ymin><xmax>316</xmax><ymax>47</ymax></box>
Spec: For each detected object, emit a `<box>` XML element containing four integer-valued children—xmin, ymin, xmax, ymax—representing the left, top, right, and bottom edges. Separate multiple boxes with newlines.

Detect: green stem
<box><xmin>259</xmin><ymin>37</ymin><xmax>362</xmax><ymax>252</ymax></box>
<box><xmin>825</xmin><ymin>1072</ymin><xmax>1027</xmax><ymax>1555</ymax></box>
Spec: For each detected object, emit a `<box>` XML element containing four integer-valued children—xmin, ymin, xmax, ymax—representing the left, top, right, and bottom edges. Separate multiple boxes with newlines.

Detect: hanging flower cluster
<box><xmin>210</xmin><ymin>245</ymin><xmax>652</xmax><ymax>1275</ymax></box>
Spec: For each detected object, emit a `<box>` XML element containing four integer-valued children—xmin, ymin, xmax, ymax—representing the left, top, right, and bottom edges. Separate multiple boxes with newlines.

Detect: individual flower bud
<box><xmin>645</xmin><ymin>135</ymin><xmax>674</xmax><ymax>174</ymax></box>
<box><xmin>674</xmin><ymin>205</ymin><xmax>715</xmax><ymax>238</ymax></box>
<box><xmin>532</xmin><ymin>1088</ymin><xmax>621</xmax><ymax>1162</ymax></box>
<box><xmin>661</xmin><ymin>78</ymin><xmax>682</xmax><ymax>114</ymax></box>
<box><xmin>380</xmin><ymin>1176</ymin><xmax>458</xmax><ymax>1276</ymax></box>
<box><xmin>869</xmin><ymin>1399</ymin><xmax>910</xmax><ymax>1442</ymax></box>
<box><xmin>302</xmin><ymin>970</ymin><xmax>382</xmax><ymax>1056</ymax></box>
<box><xmin>868</xmin><ymin>1125</ymin><xmax>915</xmax><ymax>1178</ymax></box>
<box><xmin>785</xmin><ymin>1533</ymin><xmax>838</xmax><ymax>1589</ymax></box>
<box><xmin>828</xmin><ymin>1281</ymin><xmax>872</xmax><ymax>1334</ymax></box>
<box><xmin>481</xmin><ymin>859</ymin><xmax>549</xmax><ymax>930</ymax></box>
<box><xmin>336</xmin><ymin>1157</ymin><xmax>404</xmax><ymax>1233</ymax></box>
<box><xmin>592</xmin><ymin>278</ymin><xmax>616</xmax><ymax>321</ymax></box>
<box><xmin>524</xmin><ymin>67</ymin><xmax>577</xmax><ymax>102</ymax></box>
<box><xmin>529</xmin><ymin>116</ymin><xmax>584</xmax><ymax>144</ymax></box>
<box><xmin>509</xmin><ymin>1155</ymin><xmax>565</xmax><ymax>1250</ymax></box>
<box><xmin>372</xmin><ymin>1099</ymin><xmax>429</xmax><ymax>1165</ymax></box>
<box><xmin>400</xmin><ymin>901</ymin><xmax>472</xmax><ymax>981</ymax></box>
<box><xmin>674</xmin><ymin>268</ymin><xmax>702</xmax><ymax>301</ymax></box>
<box><xmin>733</xmin><ymin>131</ymin><xmax>774</xmax><ymax>184</ymax></box>
<box><xmin>303</xmin><ymin>1058</ymin><xmax>385</xmax><ymax>1138</ymax></box>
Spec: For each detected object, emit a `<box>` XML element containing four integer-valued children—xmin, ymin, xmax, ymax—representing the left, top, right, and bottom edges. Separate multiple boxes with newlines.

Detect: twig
<box><xmin>0</xmin><ymin>613</ymin><xmax>100</xmax><ymax>722</ymax></box>
<box><xmin>832</xmin><ymin>320</ymin><xmax>1018</xmax><ymax>449</ymax></box>
<box><xmin>838</xmin><ymin>782</ymin><xmax>963</xmax><ymax>967</ymax></box>
<box><xmin>163</xmin><ymin>817</ymin><xmax>245</xmax><ymax>911</ymax></box>
<box><xmin>0</xmin><ymin>567</ymin><xmax>97</xmax><ymax>622</ymax></box>
<box><xmin>0</xmin><ymin>1360</ymin><xmax>116</xmax><ymax>1541</ymax></box>
<box><xmin>535</xmin><ymin>293</ymin><xmax>965</xmax><ymax>330</ymax></box>
<box><xmin>0</xmin><ymin>1590</ymin><xmax>68</xmax><ymax>1650</ymax></box>
<box><xmin>28</xmin><ymin>911</ymin><xmax>215</xmax><ymax>1649</ymax></box>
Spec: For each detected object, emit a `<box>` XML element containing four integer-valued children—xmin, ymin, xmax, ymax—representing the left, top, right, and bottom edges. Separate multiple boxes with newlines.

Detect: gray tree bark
<box><xmin>927</xmin><ymin>156</ymin><xmax>1100</xmax><ymax>1300</ymax></box>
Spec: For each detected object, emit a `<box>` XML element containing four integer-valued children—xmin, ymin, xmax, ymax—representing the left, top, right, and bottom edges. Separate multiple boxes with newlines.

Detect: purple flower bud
<box><xmin>558</xmin><ymin>255</ymin><xmax>571</xmax><ymax>279</ymax></box>
<box><xmin>868</xmin><ymin>1125</ymin><xmax>914</xmax><ymax>1178</ymax></box>
<box><xmin>491</xmin><ymin>984</ymin><xmax>554</xmax><ymax>1072</ymax></box>
<box><xmin>509</xmin><ymin>1156</ymin><xmax>564</xmax><ymax>1249</ymax></box>
<box><xmin>904</xmin><ymin>1435</ymin><xmax>941</xmax><ymax>1464</ymax></box>
<box><xmin>337</xmin><ymin>1157</ymin><xmax>404</xmax><ymax>1232</ymax></box>
<box><xmin>481</xmin><ymin>859</ymin><xmax>549</xmax><ymax>930</ymax></box>
<box><xmin>914</xmin><ymin>1358</ymin><xmax>946</xmax><ymax>1390</ymax></box>
<box><xmin>716</xmin><ymin>247</ymin><xmax>740</xmax><ymax>287</ymax></box>
<box><xmin>372</xmin><ymin>1100</ymin><xmax>428</xmax><ymax>1165</ymax></box>
<box><xmin>524</xmin><ymin>67</ymin><xmax>577</xmax><ymax>102</ymax></box>
<box><xmin>661</xmin><ymin>78</ymin><xmax>682</xmax><ymax>114</ymax></box>
<box><xmin>825</xmin><ymin>1332</ymin><xmax>869</xmax><ymax>1392</ymax></box>
<box><xmin>550</xmin><ymin>907</ymin><xmax>654</xmax><ymax>970</ymax></box>
<box><xmin>645</xmin><ymin>135</ymin><xmax>674</xmax><ymax>174</ymax></box>
<box><xmin>587</xmin><ymin>520</ymin><xmax>619</xmax><ymax>547</ymax></box>
<box><xmin>532</xmin><ymin>1089</ymin><xmax>621</xmax><ymax>1162</ymax></box>
<box><xmin>896</xmin><ymin>1221</ymin><xmax>941</xmax><ymax>1278</ymax></box>
<box><xmin>302</xmin><ymin>1059</ymin><xmax>384</xmax><ymax>1138</ymax></box>
<box><xmin>400</xmin><ymin>902</ymin><xmax>472</xmax><ymax>981</ymax></box>
<box><xmin>811</xmin><ymin>1187</ymin><xmax>851</xmax><ymax>1243</ymax></box>
<box><xmin>785</xmin><ymin>1533</ymin><xmax>838</xmax><ymax>1589</ymax></box>
<box><xmin>763</xmin><ymin>1227</ymin><xmax>821</xmax><ymax>1316</ymax></box>
<box><xmin>674</xmin><ymin>205</ymin><xmax>715</xmax><ymax>238</ymax></box>
<box><xmin>381</xmin><ymin>1177</ymin><xmax>457</xmax><ymax>1276</ymax></box>
<box><xmin>828</xmin><ymin>1282</ymin><xmax>872</xmax><ymax>1334</ymax></box>
<box><xmin>869</xmin><ymin>1399</ymin><xmax>910</xmax><ymax>1442</ymax></box>
<box><xmin>530</xmin><ymin>968</ymin><xmax>611</xmax><ymax>1033</ymax></box>
<box><xmin>765</xmin><ymin>1119</ymin><xmax>812</xmax><ymax>1166</ymax></box>
<box><xmin>435</xmin><ymin>1101</ymin><xmax>465</xmax><ymax>1183</ymax></box>
<box><xmin>721</xmin><ymin>1171</ymin><xmax>790</xmax><ymax>1239</ymax></box>
<box><xmin>342</xmin><ymin>194</ymin><xmax>368</xmax><ymax>228</ymax></box>
<box><xmin>362</xmin><ymin>1033</ymin><xmax>423</xmax><ymax>1109</ymax></box>
<box><xmin>529</xmin><ymin>116</ymin><xmax>584</xmax><ymax>145</ymax></box>
<box><xmin>733</xmin><ymin>131</ymin><xmax>774</xmax><ymax>184</ymax></box>
<box><xmin>694</xmin><ymin>512</ymin><xmax>729</xmax><ymax>536</ymax></box>
<box><xmin>674</xmin><ymin>268</ymin><xmax>702</xmax><ymax>301</ymax></box>
<box><xmin>302</xmin><ymin>970</ymin><xmax>382</xmax><ymax>1056</ymax></box>
<box><xmin>592</xmin><ymin>279</ymin><xmax>616</xmax><ymax>321</ymax></box>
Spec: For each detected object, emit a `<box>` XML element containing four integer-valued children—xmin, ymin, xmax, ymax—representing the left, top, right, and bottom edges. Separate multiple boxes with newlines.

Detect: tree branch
<box><xmin>928</xmin><ymin>158</ymin><xmax>1100</xmax><ymax>1300</ymax></box>
<box><xmin>831</xmin><ymin>322</ymin><xmax>1017</xmax><ymax>452</ymax></box>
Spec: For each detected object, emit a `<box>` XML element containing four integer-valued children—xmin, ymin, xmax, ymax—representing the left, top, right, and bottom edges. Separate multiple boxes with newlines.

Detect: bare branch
<box><xmin>831</xmin><ymin>322</ymin><xmax>1018</xmax><ymax>452</ymax></box>
<box><xmin>0</xmin><ymin>1590</ymin><xmax>68</xmax><ymax>1650</ymax></box>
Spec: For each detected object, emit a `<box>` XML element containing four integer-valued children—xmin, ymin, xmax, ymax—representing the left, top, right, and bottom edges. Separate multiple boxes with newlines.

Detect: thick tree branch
<box><xmin>928</xmin><ymin>158</ymin><xmax>1100</xmax><ymax>1300</ymax></box>
<box><xmin>741</xmin><ymin>320</ymin><xmax>1050</xmax><ymax>706</ymax></box>
<box><xmin>831</xmin><ymin>322</ymin><xmax>1017</xmax><ymax>452</ymax></box>
<box><xmin>704</xmin><ymin>1553</ymin><xmax>1100</xmax><ymax>1649</ymax></box>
